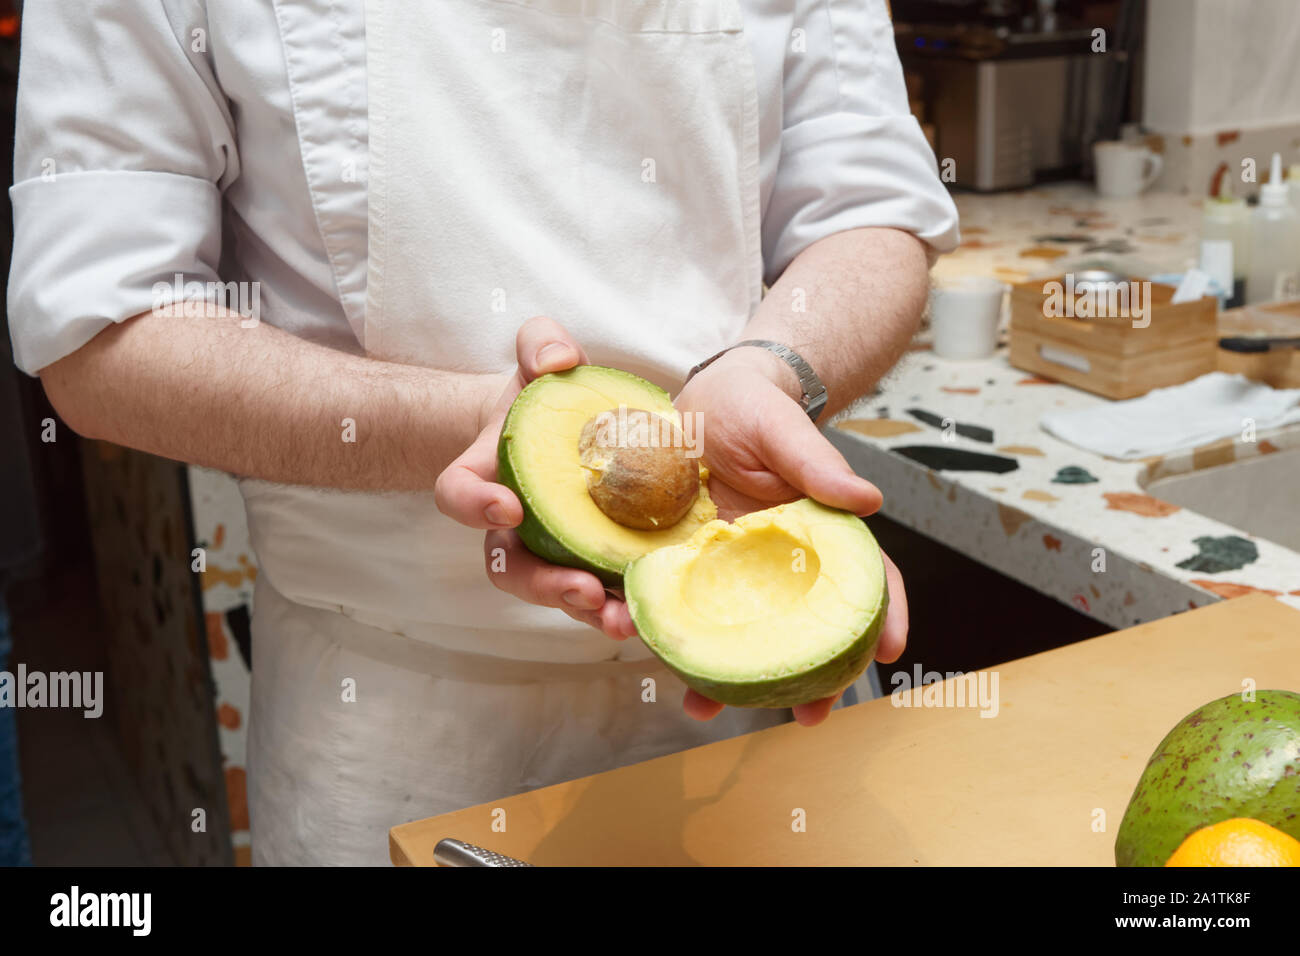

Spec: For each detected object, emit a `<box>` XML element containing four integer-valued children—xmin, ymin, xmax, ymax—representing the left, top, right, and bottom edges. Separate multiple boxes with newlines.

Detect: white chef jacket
<box><xmin>10</xmin><ymin>4</ymin><xmax>960</xmax><ymax>863</ymax></box>
<box><xmin>8</xmin><ymin>0</ymin><xmax>958</xmax><ymax>377</ymax></box>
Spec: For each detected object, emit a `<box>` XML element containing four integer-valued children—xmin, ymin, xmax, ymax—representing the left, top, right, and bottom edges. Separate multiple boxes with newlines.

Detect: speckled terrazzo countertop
<box><xmin>829</xmin><ymin>349</ymin><xmax>1300</xmax><ymax>630</ymax></box>
<box><xmin>931</xmin><ymin>182</ymin><xmax>1206</xmax><ymax>288</ymax></box>
<box><xmin>827</xmin><ymin>183</ymin><xmax>1299</xmax><ymax>628</ymax></box>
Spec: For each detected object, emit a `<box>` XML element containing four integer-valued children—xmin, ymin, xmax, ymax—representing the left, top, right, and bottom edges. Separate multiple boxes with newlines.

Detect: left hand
<box><xmin>672</xmin><ymin>348</ymin><xmax>910</xmax><ymax>726</ymax></box>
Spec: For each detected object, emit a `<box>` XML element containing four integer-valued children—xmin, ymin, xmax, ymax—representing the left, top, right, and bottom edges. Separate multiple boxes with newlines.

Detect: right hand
<box><xmin>434</xmin><ymin>316</ymin><xmax>638</xmax><ymax>640</ymax></box>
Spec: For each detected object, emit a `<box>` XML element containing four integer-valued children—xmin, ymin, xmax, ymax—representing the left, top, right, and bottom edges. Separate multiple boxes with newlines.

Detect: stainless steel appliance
<box><xmin>897</xmin><ymin>23</ymin><xmax>1110</xmax><ymax>191</ymax></box>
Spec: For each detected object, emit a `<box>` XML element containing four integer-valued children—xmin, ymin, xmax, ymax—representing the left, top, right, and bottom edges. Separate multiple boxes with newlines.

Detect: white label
<box><xmin>1039</xmin><ymin>344</ymin><xmax>1091</xmax><ymax>373</ymax></box>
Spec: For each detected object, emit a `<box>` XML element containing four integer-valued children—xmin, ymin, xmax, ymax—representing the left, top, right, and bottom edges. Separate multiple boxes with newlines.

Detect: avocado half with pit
<box><xmin>625</xmin><ymin>498</ymin><xmax>889</xmax><ymax>708</ymax></box>
<box><xmin>497</xmin><ymin>365</ymin><xmax>716</xmax><ymax>586</ymax></box>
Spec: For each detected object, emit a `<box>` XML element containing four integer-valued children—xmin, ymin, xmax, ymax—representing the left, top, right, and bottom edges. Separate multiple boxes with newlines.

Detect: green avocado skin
<box><xmin>625</xmin><ymin>544</ymin><xmax>889</xmax><ymax>709</ymax></box>
<box><xmin>651</xmin><ymin>600</ymin><xmax>886</xmax><ymax>708</ymax></box>
<box><xmin>1114</xmin><ymin>689</ymin><xmax>1300</xmax><ymax>867</ymax></box>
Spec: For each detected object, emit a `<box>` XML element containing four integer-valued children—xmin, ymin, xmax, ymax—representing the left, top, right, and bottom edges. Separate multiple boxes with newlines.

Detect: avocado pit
<box><xmin>578</xmin><ymin>408</ymin><xmax>699</xmax><ymax>531</ymax></box>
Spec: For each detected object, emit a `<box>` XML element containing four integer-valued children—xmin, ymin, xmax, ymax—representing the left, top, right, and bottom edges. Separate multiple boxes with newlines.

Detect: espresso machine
<box><xmin>893</xmin><ymin>0</ymin><xmax>1140</xmax><ymax>191</ymax></box>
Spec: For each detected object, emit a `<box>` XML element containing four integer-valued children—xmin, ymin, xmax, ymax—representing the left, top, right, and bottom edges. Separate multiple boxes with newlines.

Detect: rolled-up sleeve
<box><xmin>7</xmin><ymin>1</ymin><xmax>236</xmax><ymax>375</ymax></box>
<box><xmin>762</xmin><ymin>0</ymin><xmax>960</xmax><ymax>284</ymax></box>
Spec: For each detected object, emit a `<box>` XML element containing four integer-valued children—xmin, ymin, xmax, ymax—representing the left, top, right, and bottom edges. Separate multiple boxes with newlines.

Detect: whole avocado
<box><xmin>1115</xmin><ymin>689</ymin><xmax>1300</xmax><ymax>866</ymax></box>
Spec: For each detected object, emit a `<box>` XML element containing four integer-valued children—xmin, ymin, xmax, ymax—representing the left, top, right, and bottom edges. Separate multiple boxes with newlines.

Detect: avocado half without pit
<box><xmin>626</xmin><ymin>498</ymin><xmax>888</xmax><ymax>708</ymax></box>
<box><xmin>497</xmin><ymin>365</ymin><xmax>889</xmax><ymax>708</ymax></box>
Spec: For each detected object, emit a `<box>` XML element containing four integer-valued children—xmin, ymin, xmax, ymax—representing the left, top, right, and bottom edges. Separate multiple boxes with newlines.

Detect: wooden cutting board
<box><xmin>389</xmin><ymin>594</ymin><xmax>1300</xmax><ymax>866</ymax></box>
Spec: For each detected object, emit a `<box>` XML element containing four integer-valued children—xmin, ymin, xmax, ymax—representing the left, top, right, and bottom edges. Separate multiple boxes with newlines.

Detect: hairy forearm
<box><xmin>40</xmin><ymin>307</ymin><xmax>501</xmax><ymax>491</ymax></box>
<box><xmin>737</xmin><ymin>227</ymin><xmax>930</xmax><ymax>417</ymax></box>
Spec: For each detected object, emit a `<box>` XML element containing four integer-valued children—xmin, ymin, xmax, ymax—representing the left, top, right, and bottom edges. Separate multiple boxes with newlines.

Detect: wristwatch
<box><xmin>686</xmin><ymin>339</ymin><xmax>828</xmax><ymax>423</ymax></box>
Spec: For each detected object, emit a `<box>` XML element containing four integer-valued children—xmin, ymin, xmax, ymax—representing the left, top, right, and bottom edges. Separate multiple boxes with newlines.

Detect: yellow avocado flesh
<box><xmin>626</xmin><ymin>498</ymin><xmax>885</xmax><ymax>684</ymax></box>
<box><xmin>503</xmin><ymin>368</ymin><xmax>716</xmax><ymax>574</ymax></box>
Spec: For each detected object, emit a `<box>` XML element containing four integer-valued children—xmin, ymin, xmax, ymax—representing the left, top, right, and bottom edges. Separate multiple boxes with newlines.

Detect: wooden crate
<box><xmin>1217</xmin><ymin>300</ymin><xmax>1300</xmax><ymax>389</ymax></box>
<box><xmin>1008</xmin><ymin>276</ymin><xmax>1217</xmax><ymax>399</ymax></box>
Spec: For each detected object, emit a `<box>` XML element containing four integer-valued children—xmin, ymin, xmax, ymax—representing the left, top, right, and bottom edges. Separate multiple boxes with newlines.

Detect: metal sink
<box><xmin>1143</xmin><ymin>450</ymin><xmax>1300</xmax><ymax>552</ymax></box>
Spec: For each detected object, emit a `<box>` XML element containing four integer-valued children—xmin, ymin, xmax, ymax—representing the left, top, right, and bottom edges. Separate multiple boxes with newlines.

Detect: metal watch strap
<box><xmin>687</xmin><ymin>339</ymin><xmax>828</xmax><ymax>422</ymax></box>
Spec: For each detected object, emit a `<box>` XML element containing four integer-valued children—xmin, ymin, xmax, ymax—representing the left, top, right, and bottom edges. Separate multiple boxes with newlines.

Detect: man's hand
<box><xmin>434</xmin><ymin>317</ymin><xmax>640</xmax><ymax>640</ymax></box>
<box><xmin>673</xmin><ymin>347</ymin><xmax>910</xmax><ymax>726</ymax></box>
<box><xmin>673</xmin><ymin>348</ymin><xmax>883</xmax><ymax>519</ymax></box>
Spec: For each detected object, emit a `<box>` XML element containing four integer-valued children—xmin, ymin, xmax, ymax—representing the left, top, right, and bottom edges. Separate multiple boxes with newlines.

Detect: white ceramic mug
<box><xmin>929</xmin><ymin>276</ymin><xmax>1007</xmax><ymax>360</ymax></box>
<box><xmin>1093</xmin><ymin>141</ymin><xmax>1163</xmax><ymax>198</ymax></box>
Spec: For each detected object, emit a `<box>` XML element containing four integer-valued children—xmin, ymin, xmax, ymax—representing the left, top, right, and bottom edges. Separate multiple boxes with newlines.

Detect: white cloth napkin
<box><xmin>1040</xmin><ymin>372</ymin><xmax>1300</xmax><ymax>459</ymax></box>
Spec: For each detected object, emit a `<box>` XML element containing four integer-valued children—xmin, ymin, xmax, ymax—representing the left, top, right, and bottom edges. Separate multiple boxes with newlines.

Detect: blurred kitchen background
<box><xmin>3</xmin><ymin>0</ymin><xmax>1299</xmax><ymax>866</ymax></box>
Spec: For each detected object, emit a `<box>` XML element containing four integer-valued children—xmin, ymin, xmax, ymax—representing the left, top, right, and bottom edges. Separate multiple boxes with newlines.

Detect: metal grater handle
<box><xmin>433</xmin><ymin>838</ymin><xmax>533</xmax><ymax>867</ymax></box>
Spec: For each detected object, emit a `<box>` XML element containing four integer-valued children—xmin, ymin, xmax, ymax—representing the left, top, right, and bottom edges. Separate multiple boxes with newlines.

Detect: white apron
<box><xmin>247</xmin><ymin>0</ymin><xmax>794</xmax><ymax>866</ymax></box>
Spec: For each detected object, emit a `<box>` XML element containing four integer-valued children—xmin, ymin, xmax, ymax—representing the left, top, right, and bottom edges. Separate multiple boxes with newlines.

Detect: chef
<box><xmin>8</xmin><ymin>1</ymin><xmax>958</xmax><ymax>865</ymax></box>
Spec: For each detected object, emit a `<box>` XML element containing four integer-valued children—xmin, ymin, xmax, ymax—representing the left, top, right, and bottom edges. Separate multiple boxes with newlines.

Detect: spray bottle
<box><xmin>1246</xmin><ymin>153</ymin><xmax>1300</xmax><ymax>304</ymax></box>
